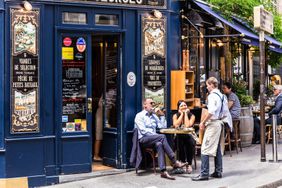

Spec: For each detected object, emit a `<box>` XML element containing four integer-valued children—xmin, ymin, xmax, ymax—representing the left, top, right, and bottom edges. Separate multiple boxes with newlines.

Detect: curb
<box><xmin>59</xmin><ymin>169</ymin><xmax>128</xmax><ymax>184</ymax></box>
<box><xmin>257</xmin><ymin>179</ymin><xmax>282</xmax><ymax>188</ymax></box>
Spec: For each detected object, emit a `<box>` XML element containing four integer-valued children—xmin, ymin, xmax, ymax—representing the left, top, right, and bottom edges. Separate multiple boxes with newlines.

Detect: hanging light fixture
<box><xmin>217</xmin><ymin>39</ymin><xmax>224</xmax><ymax>47</ymax></box>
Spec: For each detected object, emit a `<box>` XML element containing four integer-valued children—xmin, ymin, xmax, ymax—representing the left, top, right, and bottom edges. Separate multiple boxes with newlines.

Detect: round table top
<box><xmin>160</xmin><ymin>128</ymin><xmax>194</xmax><ymax>134</ymax></box>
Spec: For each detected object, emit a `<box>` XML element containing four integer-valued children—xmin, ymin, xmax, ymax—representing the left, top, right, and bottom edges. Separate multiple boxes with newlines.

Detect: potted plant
<box><xmin>232</xmin><ymin>78</ymin><xmax>254</xmax><ymax>107</ymax></box>
<box><xmin>232</xmin><ymin>78</ymin><xmax>254</xmax><ymax>147</ymax></box>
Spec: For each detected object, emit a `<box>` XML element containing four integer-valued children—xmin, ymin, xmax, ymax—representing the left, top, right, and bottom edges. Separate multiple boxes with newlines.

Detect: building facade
<box><xmin>0</xmin><ymin>0</ymin><xmax>183</xmax><ymax>187</ymax></box>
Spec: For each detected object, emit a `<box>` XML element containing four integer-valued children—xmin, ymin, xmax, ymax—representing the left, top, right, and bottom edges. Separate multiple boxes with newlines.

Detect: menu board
<box><xmin>11</xmin><ymin>9</ymin><xmax>40</xmax><ymax>133</ymax></box>
<box><xmin>105</xmin><ymin>45</ymin><xmax>118</xmax><ymax>88</ymax></box>
<box><xmin>61</xmin><ymin>36</ymin><xmax>87</xmax><ymax>132</ymax></box>
<box><xmin>142</xmin><ymin>17</ymin><xmax>166</xmax><ymax>108</ymax></box>
<box><xmin>104</xmin><ymin>42</ymin><xmax>118</xmax><ymax>128</ymax></box>
<box><xmin>143</xmin><ymin>56</ymin><xmax>165</xmax><ymax>92</ymax></box>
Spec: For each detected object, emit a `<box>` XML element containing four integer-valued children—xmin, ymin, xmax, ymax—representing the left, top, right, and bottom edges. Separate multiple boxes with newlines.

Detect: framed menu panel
<box><xmin>10</xmin><ymin>8</ymin><xmax>40</xmax><ymax>133</ymax></box>
<box><xmin>141</xmin><ymin>16</ymin><xmax>167</xmax><ymax>108</ymax></box>
<box><xmin>61</xmin><ymin>36</ymin><xmax>87</xmax><ymax>132</ymax></box>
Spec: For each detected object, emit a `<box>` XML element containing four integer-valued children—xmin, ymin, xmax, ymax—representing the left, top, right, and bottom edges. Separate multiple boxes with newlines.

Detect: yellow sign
<box><xmin>62</xmin><ymin>47</ymin><xmax>74</xmax><ymax>60</ymax></box>
<box><xmin>81</xmin><ymin>119</ymin><xmax>87</xmax><ymax>131</ymax></box>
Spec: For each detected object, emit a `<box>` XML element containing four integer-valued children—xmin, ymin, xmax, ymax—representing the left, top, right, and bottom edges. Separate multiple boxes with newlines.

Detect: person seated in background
<box><xmin>265</xmin><ymin>85</ymin><xmax>282</xmax><ymax>125</ymax></box>
<box><xmin>222</xmin><ymin>82</ymin><xmax>241</xmax><ymax>120</ymax></box>
<box><xmin>134</xmin><ymin>98</ymin><xmax>187</xmax><ymax>180</ymax></box>
<box><xmin>172</xmin><ymin>100</ymin><xmax>196</xmax><ymax>174</ymax></box>
<box><xmin>253</xmin><ymin>85</ymin><xmax>282</xmax><ymax>144</ymax></box>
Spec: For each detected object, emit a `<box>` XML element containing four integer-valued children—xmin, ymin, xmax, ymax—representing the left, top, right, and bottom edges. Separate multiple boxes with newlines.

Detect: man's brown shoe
<box><xmin>160</xmin><ymin>171</ymin><xmax>175</xmax><ymax>180</ymax></box>
<box><xmin>173</xmin><ymin>160</ymin><xmax>188</xmax><ymax>169</ymax></box>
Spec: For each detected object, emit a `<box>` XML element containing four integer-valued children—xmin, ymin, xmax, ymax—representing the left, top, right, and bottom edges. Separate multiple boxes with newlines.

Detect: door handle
<box><xmin>87</xmin><ymin>98</ymin><xmax>92</xmax><ymax>113</ymax></box>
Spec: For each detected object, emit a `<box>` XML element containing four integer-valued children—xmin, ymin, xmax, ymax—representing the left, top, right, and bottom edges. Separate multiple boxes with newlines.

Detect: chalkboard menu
<box><xmin>61</xmin><ymin>36</ymin><xmax>87</xmax><ymax>132</ymax></box>
<box><xmin>143</xmin><ymin>55</ymin><xmax>165</xmax><ymax>92</ymax></box>
<box><xmin>11</xmin><ymin>9</ymin><xmax>40</xmax><ymax>133</ymax></box>
<box><xmin>105</xmin><ymin>44</ymin><xmax>118</xmax><ymax>88</ymax></box>
<box><xmin>104</xmin><ymin>42</ymin><xmax>118</xmax><ymax>128</ymax></box>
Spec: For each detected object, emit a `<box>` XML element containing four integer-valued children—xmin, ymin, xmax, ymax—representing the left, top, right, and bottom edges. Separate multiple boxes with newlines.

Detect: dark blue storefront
<box><xmin>0</xmin><ymin>0</ymin><xmax>182</xmax><ymax>187</ymax></box>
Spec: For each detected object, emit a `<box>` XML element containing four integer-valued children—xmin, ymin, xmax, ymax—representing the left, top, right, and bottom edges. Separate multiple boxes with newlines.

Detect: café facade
<box><xmin>1</xmin><ymin>0</ymin><xmax>282</xmax><ymax>187</ymax></box>
<box><xmin>0</xmin><ymin>0</ymin><xmax>184</xmax><ymax>186</ymax></box>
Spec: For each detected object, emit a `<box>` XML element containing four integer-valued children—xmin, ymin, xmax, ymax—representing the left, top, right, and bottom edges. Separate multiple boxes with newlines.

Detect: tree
<box><xmin>207</xmin><ymin>0</ymin><xmax>282</xmax><ymax>67</ymax></box>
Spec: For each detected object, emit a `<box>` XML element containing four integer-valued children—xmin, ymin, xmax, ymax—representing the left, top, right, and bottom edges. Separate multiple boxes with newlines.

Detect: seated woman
<box><xmin>172</xmin><ymin>100</ymin><xmax>196</xmax><ymax>174</ymax></box>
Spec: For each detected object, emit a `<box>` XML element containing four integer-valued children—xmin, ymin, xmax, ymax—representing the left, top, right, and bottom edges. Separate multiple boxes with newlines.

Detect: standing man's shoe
<box><xmin>210</xmin><ymin>172</ymin><xmax>222</xmax><ymax>178</ymax></box>
<box><xmin>191</xmin><ymin>175</ymin><xmax>209</xmax><ymax>181</ymax></box>
<box><xmin>160</xmin><ymin>171</ymin><xmax>176</xmax><ymax>180</ymax></box>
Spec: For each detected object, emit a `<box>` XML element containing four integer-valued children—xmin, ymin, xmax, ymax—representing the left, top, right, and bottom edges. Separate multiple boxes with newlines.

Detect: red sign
<box><xmin>63</xmin><ymin>37</ymin><xmax>72</xmax><ymax>47</ymax></box>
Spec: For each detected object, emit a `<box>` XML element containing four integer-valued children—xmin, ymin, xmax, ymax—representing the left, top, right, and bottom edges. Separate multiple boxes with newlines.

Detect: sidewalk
<box><xmin>43</xmin><ymin>142</ymin><xmax>282</xmax><ymax>188</ymax></box>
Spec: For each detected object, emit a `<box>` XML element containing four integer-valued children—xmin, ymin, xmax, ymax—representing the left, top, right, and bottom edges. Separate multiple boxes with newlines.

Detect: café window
<box><xmin>61</xmin><ymin>36</ymin><xmax>87</xmax><ymax>132</ymax></box>
<box><xmin>95</xmin><ymin>14</ymin><xmax>119</xmax><ymax>26</ymax></box>
<box><xmin>62</xmin><ymin>12</ymin><xmax>87</xmax><ymax>24</ymax></box>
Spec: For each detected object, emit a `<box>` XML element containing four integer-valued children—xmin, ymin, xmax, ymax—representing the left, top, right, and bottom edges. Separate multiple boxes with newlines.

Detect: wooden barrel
<box><xmin>239</xmin><ymin>107</ymin><xmax>254</xmax><ymax>147</ymax></box>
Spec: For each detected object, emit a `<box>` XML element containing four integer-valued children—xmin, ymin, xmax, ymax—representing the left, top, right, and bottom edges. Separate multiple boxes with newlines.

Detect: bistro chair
<box><xmin>230</xmin><ymin>119</ymin><xmax>242</xmax><ymax>153</ymax></box>
<box><xmin>138</xmin><ymin>147</ymin><xmax>157</xmax><ymax>174</ymax></box>
<box><xmin>130</xmin><ymin>128</ymin><xmax>157</xmax><ymax>174</ymax></box>
<box><xmin>224</xmin><ymin>125</ymin><xmax>232</xmax><ymax>157</ymax></box>
<box><xmin>266</xmin><ymin>124</ymin><xmax>282</xmax><ymax>144</ymax></box>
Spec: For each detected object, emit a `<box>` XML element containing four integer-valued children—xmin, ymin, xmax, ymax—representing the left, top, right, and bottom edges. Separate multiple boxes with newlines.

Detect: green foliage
<box><xmin>207</xmin><ymin>0</ymin><xmax>282</xmax><ymax>66</ymax></box>
<box><xmin>207</xmin><ymin>0</ymin><xmax>259</xmax><ymax>24</ymax></box>
<box><xmin>239</xmin><ymin>95</ymin><xmax>255</xmax><ymax>107</ymax></box>
<box><xmin>232</xmin><ymin>78</ymin><xmax>254</xmax><ymax>106</ymax></box>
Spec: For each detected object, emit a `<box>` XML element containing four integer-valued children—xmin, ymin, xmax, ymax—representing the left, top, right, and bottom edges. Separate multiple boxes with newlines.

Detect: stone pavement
<box><xmin>42</xmin><ymin>142</ymin><xmax>282</xmax><ymax>188</ymax></box>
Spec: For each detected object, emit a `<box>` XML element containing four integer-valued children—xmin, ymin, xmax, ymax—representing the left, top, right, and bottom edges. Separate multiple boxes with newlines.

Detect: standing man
<box><xmin>135</xmin><ymin>98</ymin><xmax>187</xmax><ymax>180</ymax></box>
<box><xmin>192</xmin><ymin>77</ymin><xmax>231</xmax><ymax>181</ymax></box>
<box><xmin>222</xmin><ymin>82</ymin><xmax>241</xmax><ymax>119</ymax></box>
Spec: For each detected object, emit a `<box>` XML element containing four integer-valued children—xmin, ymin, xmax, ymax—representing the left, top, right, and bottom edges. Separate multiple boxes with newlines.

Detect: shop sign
<box><xmin>63</xmin><ymin>37</ymin><xmax>72</xmax><ymax>47</ymax></box>
<box><xmin>59</xmin><ymin>0</ymin><xmax>165</xmax><ymax>8</ymax></box>
<box><xmin>141</xmin><ymin>16</ymin><xmax>166</xmax><ymax>108</ymax></box>
<box><xmin>76</xmin><ymin>37</ymin><xmax>86</xmax><ymax>53</ymax></box>
<box><xmin>10</xmin><ymin>8</ymin><xmax>40</xmax><ymax>133</ymax></box>
<box><xmin>62</xmin><ymin>47</ymin><xmax>74</xmax><ymax>60</ymax></box>
<box><xmin>127</xmin><ymin>72</ymin><xmax>136</xmax><ymax>87</ymax></box>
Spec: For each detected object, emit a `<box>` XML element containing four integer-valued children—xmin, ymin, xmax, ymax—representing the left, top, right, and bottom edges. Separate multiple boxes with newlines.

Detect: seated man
<box><xmin>134</xmin><ymin>98</ymin><xmax>187</xmax><ymax>180</ymax></box>
<box><xmin>253</xmin><ymin>85</ymin><xmax>282</xmax><ymax>143</ymax></box>
<box><xmin>222</xmin><ymin>82</ymin><xmax>241</xmax><ymax>120</ymax></box>
<box><xmin>265</xmin><ymin>85</ymin><xmax>282</xmax><ymax>125</ymax></box>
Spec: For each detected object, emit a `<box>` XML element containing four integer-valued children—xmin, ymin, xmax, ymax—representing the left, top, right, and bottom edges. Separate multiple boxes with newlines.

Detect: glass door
<box><xmin>59</xmin><ymin>33</ymin><xmax>92</xmax><ymax>174</ymax></box>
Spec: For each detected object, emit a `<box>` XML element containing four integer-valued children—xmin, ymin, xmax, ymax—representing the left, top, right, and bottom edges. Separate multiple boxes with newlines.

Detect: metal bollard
<box><xmin>272</xmin><ymin>114</ymin><xmax>278</xmax><ymax>162</ymax></box>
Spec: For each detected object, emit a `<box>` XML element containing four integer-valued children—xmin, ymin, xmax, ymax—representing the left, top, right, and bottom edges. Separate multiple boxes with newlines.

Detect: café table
<box><xmin>160</xmin><ymin>127</ymin><xmax>198</xmax><ymax>161</ymax></box>
<box><xmin>252</xmin><ymin>106</ymin><xmax>271</xmax><ymax>117</ymax></box>
<box><xmin>160</xmin><ymin>127</ymin><xmax>195</xmax><ymax>135</ymax></box>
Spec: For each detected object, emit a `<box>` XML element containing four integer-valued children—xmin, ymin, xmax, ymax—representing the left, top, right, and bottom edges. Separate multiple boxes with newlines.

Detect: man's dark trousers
<box><xmin>200</xmin><ymin>141</ymin><xmax>222</xmax><ymax>177</ymax></box>
<box><xmin>140</xmin><ymin>134</ymin><xmax>176</xmax><ymax>171</ymax></box>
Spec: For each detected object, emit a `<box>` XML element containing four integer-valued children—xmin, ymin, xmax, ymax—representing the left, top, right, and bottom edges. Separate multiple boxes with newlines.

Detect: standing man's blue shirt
<box><xmin>134</xmin><ymin>110</ymin><xmax>167</xmax><ymax>139</ymax></box>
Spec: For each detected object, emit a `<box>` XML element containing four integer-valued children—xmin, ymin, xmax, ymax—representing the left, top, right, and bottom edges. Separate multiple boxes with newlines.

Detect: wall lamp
<box><xmin>152</xmin><ymin>9</ymin><xmax>162</xmax><ymax>19</ymax></box>
<box><xmin>23</xmin><ymin>1</ymin><xmax>32</xmax><ymax>11</ymax></box>
<box><xmin>181</xmin><ymin>15</ymin><xmax>204</xmax><ymax>38</ymax></box>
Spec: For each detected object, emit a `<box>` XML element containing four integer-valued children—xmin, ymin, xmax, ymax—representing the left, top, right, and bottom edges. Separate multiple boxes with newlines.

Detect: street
<box><xmin>42</xmin><ymin>143</ymin><xmax>282</xmax><ymax>188</ymax></box>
